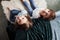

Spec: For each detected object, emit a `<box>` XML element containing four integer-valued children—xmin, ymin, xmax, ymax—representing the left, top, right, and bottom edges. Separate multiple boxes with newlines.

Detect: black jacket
<box><xmin>6</xmin><ymin>18</ymin><xmax>52</xmax><ymax>40</ymax></box>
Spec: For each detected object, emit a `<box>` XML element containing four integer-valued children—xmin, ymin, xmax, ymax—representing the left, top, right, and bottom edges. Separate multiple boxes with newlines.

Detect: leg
<box><xmin>22</xmin><ymin>1</ymin><xmax>33</xmax><ymax>16</ymax></box>
<box><xmin>29</xmin><ymin>0</ymin><xmax>36</xmax><ymax>10</ymax></box>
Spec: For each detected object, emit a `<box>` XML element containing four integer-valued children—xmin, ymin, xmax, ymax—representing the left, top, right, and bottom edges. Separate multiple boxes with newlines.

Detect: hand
<box><xmin>40</xmin><ymin>9</ymin><xmax>56</xmax><ymax>20</ymax></box>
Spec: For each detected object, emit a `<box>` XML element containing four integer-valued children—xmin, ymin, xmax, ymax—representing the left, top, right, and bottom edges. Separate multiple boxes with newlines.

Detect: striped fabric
<box><xmin>7</xmin><ymin>18</ymin><xmax>52</xmax><ymax>40</ymax></box>
<box><xmin>26</xmin><ymin>18</ymin><xmax>52</xmax><ymax>40</ymax></box>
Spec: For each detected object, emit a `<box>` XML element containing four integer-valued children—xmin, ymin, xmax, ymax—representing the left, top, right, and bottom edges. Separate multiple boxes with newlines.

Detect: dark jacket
<box><xmin>6</xmin><ymin>18</ymin><xmax>52</xmax><ymax>40</ymax></box>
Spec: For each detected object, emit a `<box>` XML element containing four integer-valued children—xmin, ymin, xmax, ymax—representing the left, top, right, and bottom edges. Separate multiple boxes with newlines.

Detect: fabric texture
<box><xmin>7</xmin><ymin>18</ymin><xmax>52</xmax><ymax>40</ymax></box>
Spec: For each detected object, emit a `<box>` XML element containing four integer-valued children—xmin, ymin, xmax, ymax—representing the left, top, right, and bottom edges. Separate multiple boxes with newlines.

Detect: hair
<box><xmin>25</xmin><ymin>15</ymin><xmax>33</xmax><ymax>26</ymax></box>
<box><xmin>48</xmin><ymin>9</ymin><xmax>55</xmax><ymax>19</ymax></box>
<box><xmin>15</xmin><ymin>15</ymin><xmax>33</xmax><ymax>30</ymax></box>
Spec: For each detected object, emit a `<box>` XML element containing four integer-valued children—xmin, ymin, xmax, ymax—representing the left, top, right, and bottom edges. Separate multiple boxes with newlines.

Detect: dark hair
<box><xmin>14</xmin><ymin>15</ymin><xmax>33</xmax><ymax>30</ymax></box>
<box><xmin>49</xmin><ymin>9</ymin><xmax>55</xmax><ymax>19</ymax></box>
<box><xmin>24</xmin><ymin>15</ymin><xmax>33</xmax><ymax>28</ymax></box>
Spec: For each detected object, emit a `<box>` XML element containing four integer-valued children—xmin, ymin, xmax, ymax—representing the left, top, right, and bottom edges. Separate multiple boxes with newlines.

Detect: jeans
<box><xmin>29</xmin><ymin>0</ymin><xmax>36</xmax><ymax>10</ymax></box>
<box><xmin>22</xmin><ymin>1</ymin><xmax>33</xmax><ymax>16</ymax></box>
